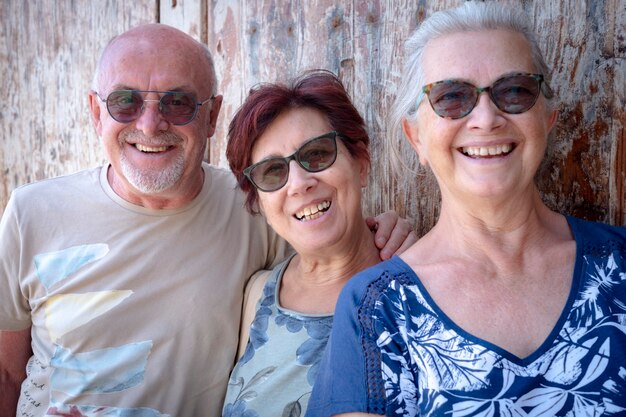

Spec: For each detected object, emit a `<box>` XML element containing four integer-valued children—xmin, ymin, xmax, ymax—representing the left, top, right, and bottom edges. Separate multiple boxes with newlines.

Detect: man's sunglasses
<box><xmin>417</xmin><ymin>72</ymin><xmax>552</xmax><ymax>119</ymax></box>
<box><xmin>244</xmin><ymin>131</ymin><xmax>340</xmax><ymax>192</ymax></box>
<box><xmin>97</xmin><ymin>90</ymin><xmax>214</xmax><ymax>126</ymax></box>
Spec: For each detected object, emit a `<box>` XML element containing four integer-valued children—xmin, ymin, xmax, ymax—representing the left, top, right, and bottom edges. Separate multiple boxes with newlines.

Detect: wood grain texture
<box><xmin>0</xmin><ymin>0</ymin><xmax>156</xmax><ymax>214</ymax></box>
<box><xmin>2</xmin><ymin>0</ymin><xmax>624</xmax><ymax>235</ymax></box>
<box><xmin>207</xmin><ymin>0</ymin><xmax>625</xmax><ymax>234</ymax></box>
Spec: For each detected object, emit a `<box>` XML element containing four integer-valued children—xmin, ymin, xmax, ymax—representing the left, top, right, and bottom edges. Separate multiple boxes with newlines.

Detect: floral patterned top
<box><xmin>223</xmin><ymin>255</ymin><xmax>333</xmax><ymax>417</ymax></box>
<box><xmin>306</xmin><ymin>217</ymin><xmax>626</xmax><ymax>416</ymax></box>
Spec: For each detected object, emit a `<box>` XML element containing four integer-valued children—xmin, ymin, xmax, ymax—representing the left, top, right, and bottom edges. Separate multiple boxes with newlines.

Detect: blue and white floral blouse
<box><xmin>307</xmin><ymin>217</ymin><xmax>626</xmax><ymax>416</ymax></box>
<box><xmin>223</xmin><ymin>255</ymin><xmax>333</xmax><ymax>417</ymax></box>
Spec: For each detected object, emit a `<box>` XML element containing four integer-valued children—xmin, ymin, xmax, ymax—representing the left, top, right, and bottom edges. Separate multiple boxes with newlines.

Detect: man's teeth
<box><xmin>296</xmin><ymin>201</ymin><xmax>331</xmax><ymax>221</ymax></box>
<box><xmin>462</xmin><ymin>144</ymin><xmax>512</xmax><ymax>157</ymax></box>
<box><xmin>135</xmin><ymin>144</ymin><xmax>169</xmax><ymax>153</ymax></box>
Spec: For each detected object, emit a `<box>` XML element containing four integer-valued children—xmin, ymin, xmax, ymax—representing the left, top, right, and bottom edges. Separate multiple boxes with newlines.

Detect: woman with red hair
<box><xmin>222</xmin><ymin>70</ymin><xmax>412</xmax><ymax>416</ymax></box>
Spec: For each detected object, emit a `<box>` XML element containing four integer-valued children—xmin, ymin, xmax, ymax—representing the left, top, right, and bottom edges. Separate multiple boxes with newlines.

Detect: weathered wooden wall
<box><xmin>1</xmin><ymin>0</ymin><xmax>624</xmax><ymax>235</ymax></box>
<box><xmin>0</xmin><ymin>0</ymin><xmax>156</xmax><ymax>210</ymax></box>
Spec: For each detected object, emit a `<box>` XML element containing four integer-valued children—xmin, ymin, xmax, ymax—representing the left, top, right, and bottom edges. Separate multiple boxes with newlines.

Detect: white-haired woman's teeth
<box><xmin>135</xmin><ymin>144</ymin><xmax>169</xmax><ymax>153</ymax></box>
<box><xmin>462</xmin><ymin>144</ymin><xmax>512</xmax><ymax>157</ymax></box>
<box><xmin>296</xmin><ymin>201</ymin><xmax>331</xmax><ymax>221</ymax></box>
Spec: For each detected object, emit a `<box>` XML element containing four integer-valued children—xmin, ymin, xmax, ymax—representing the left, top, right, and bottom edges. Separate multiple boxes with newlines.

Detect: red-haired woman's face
<box><xmin>251</xmin><ymin>107</ymin><xmax>369</xmax><ymax>256</ymax></box>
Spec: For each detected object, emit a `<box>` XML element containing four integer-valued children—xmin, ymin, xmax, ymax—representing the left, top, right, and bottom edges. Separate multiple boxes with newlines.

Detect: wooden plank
<box><xmin>607</xmin><ymin>0</ymin><xmax>626</xmax><ymax>225</ymax></box>
<box><xmin>529</xmin><ymin>0</ymin><xmax>624</xmax><ymax>226</ymax></box>
<box><xmin>2</xmin><ymin>0</ymin><xmax>624</xmax><ymax>233</ymax></box>
<box><xmin>160</xmin><ymin>0</ymin><xmax>206</xmax><ymax>43</ymax></box>
<box><xmin>206</xmin><ymin>0</ymin><xmax>625</xmax><ymax>234</ymax></box>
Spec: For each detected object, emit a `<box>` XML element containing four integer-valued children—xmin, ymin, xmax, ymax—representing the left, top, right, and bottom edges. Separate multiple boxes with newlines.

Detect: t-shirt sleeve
<box><xmin>0</xmin><ymin>194</ymin><xmax>31</xmax><ymax>330</ymax></box>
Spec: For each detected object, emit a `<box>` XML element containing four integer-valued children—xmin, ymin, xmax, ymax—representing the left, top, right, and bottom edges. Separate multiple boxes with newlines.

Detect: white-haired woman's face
<box><xmin>403</xmin><ymin>29</ymin><xmax>557</xmax><ymax>205</ymax></box>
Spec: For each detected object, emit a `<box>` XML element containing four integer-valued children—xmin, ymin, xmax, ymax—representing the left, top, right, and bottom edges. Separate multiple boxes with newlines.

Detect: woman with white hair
<box><xmin>306</xmin><ymin>2</ymin><xmax>626</xmax><ymax>416</ymax></box>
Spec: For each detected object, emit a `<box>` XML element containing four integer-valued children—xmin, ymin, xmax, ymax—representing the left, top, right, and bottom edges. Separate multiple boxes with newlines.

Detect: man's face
<box><xmin>89</xmin><ymin>25</ymin><xmax>222</xmax><ymax>208</ymax></box>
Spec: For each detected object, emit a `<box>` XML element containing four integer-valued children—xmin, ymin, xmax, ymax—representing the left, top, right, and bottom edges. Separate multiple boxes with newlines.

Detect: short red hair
<box><xmin>227</xmin><ymin>69</ymin><xmax>370</xmax><ymax>214</ymax></box>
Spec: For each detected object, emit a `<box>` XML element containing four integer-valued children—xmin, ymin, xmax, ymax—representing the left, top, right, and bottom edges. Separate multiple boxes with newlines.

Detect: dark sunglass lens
<box><xmin>298</xmin><ymin>136</ymin><xmax>337</xmax><ymax>172</ymax></box>
<box><xmin>492</xmin><ymin>75</ymin><xmax>540</xmax><ymax>114</ymax></box>
<box><xmin>161</xmin><ymin>93</ymin><xmax>197</xmax><ymax>120</ymax></box>
<box><xmin>161</xmin><ymin>93</ymin><xmax>197</xmax><ymax>125</ymax></box>
<box><xmin>428</xmin><ymin>82</ymin><xmax>476</xmax><ymax>119</ymax></box>
<box><xmin>108</xmin><ymin>91</ymin><xmax>142</xmax><ymax>122</ymax></box>
<box><xmin>251</xmin><ymin>159</ymin><xmax>289</xmax><ymax>191</ymax></box>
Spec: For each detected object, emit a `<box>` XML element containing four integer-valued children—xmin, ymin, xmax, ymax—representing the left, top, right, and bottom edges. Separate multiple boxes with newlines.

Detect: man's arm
<box><xmin>0</xmin><ymin>328</ymin><xmax>32</xmax><ymax>415</ymax></box>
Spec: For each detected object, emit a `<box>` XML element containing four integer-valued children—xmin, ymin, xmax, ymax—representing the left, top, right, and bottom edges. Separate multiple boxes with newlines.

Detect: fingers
<box><xmin>369</xmin><ymin>211</ymin><xmax>417</xmax><ymax>260</ymax></box>
<box><xmin>365</xmin><ymin>216</ymin><xmax>378</xmax><ymax>231</ymax></box>
<box><xmin>386</xmin><ymin>229</ymin><xmax>418</xmax><ymax>260</ymax></box>
<box><xmin>368</xmin><ymin>212</ymin><xmax>394</xmax><ymax>250</ymax></box>
<box><xmin>379</xmin><ymin>217</ymin><xmax>417</xmax><ymax>260</ymax></box>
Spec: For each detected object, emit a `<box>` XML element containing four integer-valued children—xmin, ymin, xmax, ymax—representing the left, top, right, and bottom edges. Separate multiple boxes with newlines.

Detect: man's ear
<box><xmin>402</xmin><ymin>117</ymin><xmax>428</xmax><ymax>166</ymax></box>
<box><xmin>88</xmin><ymin>91</ymin><xmax>103</xmax><ymax>136</ymax></box>
<box><xmin>206</xmin><ymin>95</ymin><xmax>223</xmax><ymax>138</ymax></box>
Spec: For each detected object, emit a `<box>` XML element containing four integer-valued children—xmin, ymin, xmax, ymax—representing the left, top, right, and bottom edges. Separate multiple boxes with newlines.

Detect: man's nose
<box><xmin>134</xmin><ymin>99</ymin><xmax>169</xmax><ymax>135</ymax></box>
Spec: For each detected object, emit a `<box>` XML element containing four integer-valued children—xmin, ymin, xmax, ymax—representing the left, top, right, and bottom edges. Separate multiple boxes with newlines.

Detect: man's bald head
<box><xmin>93</xmin><ymin>24</ymin><xmax>217</xmax><ymax>97</ymax></box>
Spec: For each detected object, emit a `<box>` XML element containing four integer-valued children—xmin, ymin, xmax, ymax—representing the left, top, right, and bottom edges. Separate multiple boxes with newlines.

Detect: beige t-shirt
<box><xmin>0</xmin><ymin>163</ymin><xmax>289</xmax><ymax>417</ymax></box>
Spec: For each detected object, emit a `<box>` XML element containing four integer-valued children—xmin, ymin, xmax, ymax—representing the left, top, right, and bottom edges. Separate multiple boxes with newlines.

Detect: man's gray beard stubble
<box><xmin>119</xmin><ymin>131</ymin><xmax>185</xmax><ymax>194</ymax></box>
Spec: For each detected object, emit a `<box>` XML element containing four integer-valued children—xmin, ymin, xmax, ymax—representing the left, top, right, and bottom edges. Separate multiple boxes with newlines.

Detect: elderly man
<box><xmin>0</xmin><ymin>24</ymin><xmax>413</xmax><ymax>417</ymax></box>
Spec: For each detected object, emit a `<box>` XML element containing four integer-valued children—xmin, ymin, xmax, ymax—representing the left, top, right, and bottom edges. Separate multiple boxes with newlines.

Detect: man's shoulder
<box><xmin>12</xmin><ymin>166</ymin><xmax>103</xmax><ymax>197</ymax></box>
<box><xmin>3</xmin><ymin>167</ymin><xmax>105</xmax><ymax>223</ymax></box>
<box><xmin>201</xmin><ymin>163</ymin><xmax>252</xmax><ymax>209</ymax></box>
<box><xmin>203</xmin><ymin>163</ymin><xmax>238</xmax><ymax>189</ymax></box>
<box><xmin>200</xmin><ymin>162</ymin><xmax>255</xmax><ymax>217</ymax></box>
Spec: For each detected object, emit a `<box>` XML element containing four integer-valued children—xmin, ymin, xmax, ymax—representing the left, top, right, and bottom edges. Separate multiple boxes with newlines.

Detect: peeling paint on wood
<box><xmin>2</xmin><ymin>0</ymin><xmax>624</xmax><ymax>234</ymax></box>
<box><xmin>1</xmin><ymin>0</ymin><xmax>155</xmax><ymax>214</ymax></box>
<box><xmin>207</xmin><ymin>0</ymin><xmax>625</xmax><ymax>233</ymax></box>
